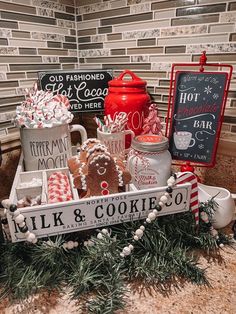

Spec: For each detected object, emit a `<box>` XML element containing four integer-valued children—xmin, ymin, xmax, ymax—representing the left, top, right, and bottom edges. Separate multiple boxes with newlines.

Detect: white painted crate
<box><xmin>8</xmin><ymin>155</ymin><xmax>191</xmax><ymax>242</ymax></box>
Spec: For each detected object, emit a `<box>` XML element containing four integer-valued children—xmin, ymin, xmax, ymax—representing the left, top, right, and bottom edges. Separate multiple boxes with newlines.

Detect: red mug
<box><xmin>104</xmin><ymin>70</ymin><xmax>150</xmax><ymax>142</ymax></box>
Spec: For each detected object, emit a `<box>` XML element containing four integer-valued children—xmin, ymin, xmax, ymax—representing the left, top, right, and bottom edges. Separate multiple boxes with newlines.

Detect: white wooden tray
<box><xmin>8</xmin><ymin>155</ymin><xmax>191</xmax><ymax>242</ymax></box>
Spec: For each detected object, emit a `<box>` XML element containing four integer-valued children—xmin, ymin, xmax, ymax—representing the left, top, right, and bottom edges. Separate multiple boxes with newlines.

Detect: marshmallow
<box><xmin>15</xmin><ymin>86</ymin><xmax>73</xmax><ymax>129</ymax></box>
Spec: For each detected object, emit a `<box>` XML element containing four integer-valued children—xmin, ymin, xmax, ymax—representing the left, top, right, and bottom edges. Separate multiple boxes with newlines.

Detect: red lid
<box><xmin>137</xmin><ymin>135</ymin><xmax>163</xmax><ymax>143</ymax></box>
<box><xmin>132</xmin><ymin>135</ymin><xmax>169</xmax><ymax>152</ymax></box>
<box><xmin>108</xmin><ymin>69</ymin><xmax>147</xmax><ymax>88</ymax></box>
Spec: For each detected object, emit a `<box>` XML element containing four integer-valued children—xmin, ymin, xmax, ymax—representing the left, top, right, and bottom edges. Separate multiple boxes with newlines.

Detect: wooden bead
<box><xmin>13</xmin><ymin>209</ymin><xmax>21</xmax><ymax>217</ymax></box>
<box><xmin>26</xmin><ymin>233</ymin><xmax>36</xmax><ymax>242</ymax></box>
<box><xmin>97</xmin><ymin>233</ymin><xmax>103</xmax><ymax>240</ymax></box>
<box><xmin>129</xmin><ymin>244</ymin><xmax>134</xmax><ymax>250</ymax></box>
<box><xmin>67</xmin><ymin>241</ymin><xmax>74</xmax><ymax>250</ymax></box>
<box><xmin>148</xmin><ymin>212</ymin><xmax>156</xmax><ymax>221</ymax></box>
<box><xmin>123</xmin><ymin>247</ymin><xmax>131</xmax><ymax>256</ymax></box>
<box><xmin>135</xmin><ymin>229</ymin><xmax>143</xmax><ymax>237</ymax></box>
<box><xmin>18</xmin><ymin>221</ymin><xmax>26</xmax><ymax>228</ymax></box>
<box><xmin>2</xmin><ymin>199</ymin><xmax>11</xmax><ymax>209</ymax></box>
<box><xmin>160</xmin><ymin>195</ymin><xmax>168</xmax><ymax>203</ymax></box>
<box><xmin>15</xmin><ymin>214</ymin><xmax>25</xmax><ymax>224</ymax></box>
<box><xmin>155</xmin><ymin>205</ymin><xmax>162</xmax><ymax>212</ymax></box>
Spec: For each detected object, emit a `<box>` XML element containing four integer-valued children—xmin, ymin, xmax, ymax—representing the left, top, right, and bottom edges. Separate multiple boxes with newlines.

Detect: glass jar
<box><xmin>127</xmin><ymin>135</ymin><xmax>172</xmax><ymax>190</ymax></box>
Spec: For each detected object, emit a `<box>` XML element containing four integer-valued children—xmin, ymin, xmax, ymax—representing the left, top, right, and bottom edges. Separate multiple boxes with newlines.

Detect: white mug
<box><xmin>20</xmin><ymin>123</ymin><xmax>87</xmax><ymax>171</ymax></box>
<box><xmin>173</xmin><ymin>131</ymin><xmax>195</xmax><ymax>150</ymax></box>
<box><xmin>97</xmin><ymin>128</ymin><xmax>134</xmax><ymax>156</ymax></box>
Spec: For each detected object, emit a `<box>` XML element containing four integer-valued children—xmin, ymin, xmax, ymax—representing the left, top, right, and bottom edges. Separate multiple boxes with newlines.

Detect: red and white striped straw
<box><xmin>93</xmin><ymin>116</ymin><xmax>103</xmax><ymax>131</ymax></box>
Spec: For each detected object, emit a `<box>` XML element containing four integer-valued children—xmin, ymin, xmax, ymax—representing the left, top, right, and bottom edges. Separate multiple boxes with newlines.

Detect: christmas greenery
<box><xmin>0</xmin><ymin>209</ymin><xmax>231</xmax><ymax>313</ymax></box>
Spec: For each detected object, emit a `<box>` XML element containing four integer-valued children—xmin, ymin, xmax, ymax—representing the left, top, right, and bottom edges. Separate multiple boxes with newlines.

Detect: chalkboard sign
<box><xmin>38</xmin><ymin>70</ymin><xmax>113</xmax><ymax>113</ymax></box>
<box><xmin>169</xmin><ymin>71</ymin><xmax>228</xmax><ymax>165</ymax></box>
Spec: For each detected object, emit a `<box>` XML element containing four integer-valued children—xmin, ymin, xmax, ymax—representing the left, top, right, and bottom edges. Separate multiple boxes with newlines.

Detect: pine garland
<box><xmin>0</xmin><ymin>210</ymin><xmax>231</xmax><ymax>313</ymax></box>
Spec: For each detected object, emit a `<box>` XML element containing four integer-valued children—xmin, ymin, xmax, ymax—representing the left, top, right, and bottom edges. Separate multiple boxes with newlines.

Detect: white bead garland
<box><xmin>120</xmin><ymin>243</ymin><xmax>134</xmax><ymax>257</ymax></box>
<box><xmin>120</xmin><ymin>174</ymin><xmax>177</xmax><ymax>258</ymax></box>
<box><xmin>129</xmin><ymin>244</ymin><xmax>134</xmax><ymax>250</ymax></box>
<box><xmin>87</xmin><ymin>240</ymin><xmax>94</xmax><ymax>247</ymax></box>
<box><xmin>63</xmin><ymin>240</ymin><xmax>79</xmax><ymax>250</ymax></box>
<box><xmin>135</xmin><ymin>229</ymin><xmax>143</xmax><ymax>238</ymax></box>
<box><xmin>13</xmin><ymin>209</ymin><xmax>21</xmax><ymax>217</ymax></box>
<box><xmin>97</xmin><ymin>232</ymin><xmax>104</xmax><ymax>240</ymax></box>
<box><xmin>15</xmin><ymin>214</ymin><xmax>25</xmax><ymax>224</ymax></box>
<box><xmin>160</xmin><ymin>195</ymin><xmax>168</xmax><ymax>203</ymax></box>
<box><xmin>67</xmin><ymin>241</ymin><xmax>75</xmax><ymax>250</ymax></box>
<box><xmin>1</xmin><ymin>199</ymin><xmax>11</xmax><ymax>209</ymax></box>
<box><xmin>148</xmin><ymin>212</ymin><xmax>156</xmax><ymax>221</ymax></box>
<box><xmin>102</xmin><ymin>229</ymin><xmax>109</xmax><ymax>235</ymax></box>
<box><xmin>26</xmin><ymin>233</ymin><xmax>36</xmax><ymax>242</ymax></box>
<box><xmin>2</xmin><ymin>201</ymin><xmax>38</xmax><ymax>244</ymax></box>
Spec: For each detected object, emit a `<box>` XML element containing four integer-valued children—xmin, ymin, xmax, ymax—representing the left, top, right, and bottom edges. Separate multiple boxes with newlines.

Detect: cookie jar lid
<box><xmin>131</xmin><ymin>135</ymin><xmax>169</xmax><ymax>152</ymax></box>
<box><xmin>108</xmin><ymin>69</ymin><xmax>147</xmax><ymax>88</ymax></box>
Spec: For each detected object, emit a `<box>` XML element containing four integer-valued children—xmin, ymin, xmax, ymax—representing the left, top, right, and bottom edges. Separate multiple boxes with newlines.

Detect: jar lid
<box><xmin>131</xmin><ymin>135</ymin><xmax>169</xmax><ymax>152</ymax></box>
<box><xmin>108</xmin><ymin>69</ymin><xmax>147</xmax><ymax>88</ymax></box>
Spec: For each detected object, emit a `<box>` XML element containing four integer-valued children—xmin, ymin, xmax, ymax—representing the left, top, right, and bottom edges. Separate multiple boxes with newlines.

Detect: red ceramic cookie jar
<box><xmin>104</xmin><ymin>70</ymin><xmax>151</xmax><ymax>136</ymax></box>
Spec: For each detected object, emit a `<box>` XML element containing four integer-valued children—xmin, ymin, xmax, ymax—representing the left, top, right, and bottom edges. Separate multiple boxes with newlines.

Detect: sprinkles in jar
<box><xmin>127</xmin><ymin>135</ymin><xmax>172</xmax><ymax>190</ymax></box>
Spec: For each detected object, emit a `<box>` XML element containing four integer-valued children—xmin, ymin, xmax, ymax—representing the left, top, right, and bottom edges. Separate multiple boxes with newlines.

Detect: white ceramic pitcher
<box><xmin>198</xmin><ymin>183</ymin><xmax>235</xmax><ymax>229</ymax></box>
<box><xmin>20</xmin><ymin>123</ymin><xmax>87</xmax><ymax>171</ymax></box>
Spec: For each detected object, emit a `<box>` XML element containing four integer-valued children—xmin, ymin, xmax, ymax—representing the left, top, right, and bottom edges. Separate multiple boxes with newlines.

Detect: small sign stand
<box><xmin>166</xmin><ymin>51</ymin><xmax>233</xmax><ymax>170</ymax></box>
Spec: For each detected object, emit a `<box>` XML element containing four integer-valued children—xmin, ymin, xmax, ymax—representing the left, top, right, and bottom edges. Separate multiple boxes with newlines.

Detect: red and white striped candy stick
<box><xmin>176</xmin><ymin>171</ymin><xmax>199</xmax><ymax>225</ymax></box>
<box><xmin>53</xmin><ymin>94</ymin><xmax>70</xmax><ymax>108</ymax></box>
<box><xmin>114</xmin><ymin>112</ymin><xmax>128</xmax><ymax>132</ymax></box>
<box><xmin>104</xmin><ymin>114</ymin><xmax>113</xmax><ymax>132</ymax></box>
<box><xmin>93</xmin><ymin>116</ymin><xmax>104</xmax><ymax>131</ymax></box>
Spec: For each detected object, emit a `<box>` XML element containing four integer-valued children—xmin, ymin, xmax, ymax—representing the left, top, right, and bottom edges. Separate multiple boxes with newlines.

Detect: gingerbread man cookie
<box><xmin>68</xmin><ymin>139</ymin><xmax>108</xmax><ymax>173</ymax></box>
<box><xmin>80</xmin><ymin>138</ymin><xmax>107</xmax><ymax>163</ymax></box>
<box><xmin>72</xmin><ymin>151</ymin><xmax>131</xmax><ymax>198</ymax></box>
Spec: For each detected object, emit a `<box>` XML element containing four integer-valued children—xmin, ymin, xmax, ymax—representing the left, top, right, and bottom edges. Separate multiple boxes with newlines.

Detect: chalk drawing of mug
<box><xmin>173</xmin><ymin>131</ymin><xmax>195</xmax><ymax>150</ymax></box>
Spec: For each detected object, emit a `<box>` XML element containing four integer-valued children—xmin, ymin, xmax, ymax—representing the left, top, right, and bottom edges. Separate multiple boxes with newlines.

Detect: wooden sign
<box><xmin>8</xmin><ymin>183</ymin><xmax>191</xmax><ymax>242</ymax></box>
<box><xmin>38</xmin><ymin>70</ymin><xmax>113</xmax><ymax>113</ymax></box>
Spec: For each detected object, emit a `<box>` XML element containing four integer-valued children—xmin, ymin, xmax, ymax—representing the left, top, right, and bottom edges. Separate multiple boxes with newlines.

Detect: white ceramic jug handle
<box><xmin>124</xmin><ymin>129</ymin><xmax>135</xmax><ymax>153</ymax></box>
<box><xmin>125</xmin><ymin>129</ymin><xmax>135</xmax><ymax>140</ymax></box>
<box><xmin>70</xmin><ymin>124</ymin><xmax>88</xmax><ymax>144</ymax></box>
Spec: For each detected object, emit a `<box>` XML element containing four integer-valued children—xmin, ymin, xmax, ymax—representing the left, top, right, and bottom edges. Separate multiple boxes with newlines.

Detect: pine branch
<box><xmin>0</xmin><ymin>211</ymin><xmax>228</xmax><ymax>312</ymax></box>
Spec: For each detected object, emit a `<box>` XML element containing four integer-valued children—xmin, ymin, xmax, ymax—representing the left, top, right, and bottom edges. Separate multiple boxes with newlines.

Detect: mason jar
<box><xmin>127</xmin><ymin>135</ymin><xmax>172</xmax><ymax>190</ymax></box>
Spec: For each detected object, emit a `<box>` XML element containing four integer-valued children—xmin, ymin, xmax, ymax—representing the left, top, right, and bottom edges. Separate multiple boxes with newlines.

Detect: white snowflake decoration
<box><xmin>204</xmin><ymin>86</ymin><xmax>212</xmax><ymax>94</ymax></box>
<box><xmin>213</xmin><ymin>93</ymin><xmax>219</xmax><ymax>100</ymax></box>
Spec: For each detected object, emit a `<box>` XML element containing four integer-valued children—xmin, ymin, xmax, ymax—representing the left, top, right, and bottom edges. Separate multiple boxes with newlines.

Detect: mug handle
<box><xmin>188</xmin><ymin>137</ymin><xmax>195</xmax><ymax>148</ymax></box>
<box><xmin>124</xmin><ymin>129</ymin><xmax>135</xmax><ymax>152</ymax></box>
<box><xmin>70</xmin><ymin>124</ymin><xmax>88</xmax><ymax>145</ymax></box>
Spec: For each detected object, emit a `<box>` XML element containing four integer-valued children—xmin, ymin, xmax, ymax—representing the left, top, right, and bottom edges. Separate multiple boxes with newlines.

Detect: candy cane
<box><xmin>93</xmin><ymin>116</ymin><xmax>104</xmax><ymax>131</ymax></box>
<box><xmin>176</xmin><ymin>171</ymin><xmax>199</xmax><ymax>225</ymax></box>
<box><xmin>53</xmin><ymin>94</ymin><xmax>70</xmax><ymax>108</ymax></box>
